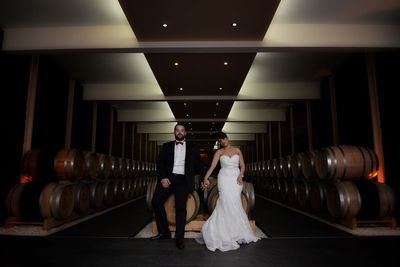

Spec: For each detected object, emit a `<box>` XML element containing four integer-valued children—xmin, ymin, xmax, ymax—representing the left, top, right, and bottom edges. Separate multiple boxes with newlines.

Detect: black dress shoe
<box><xmin>176</xmin><ymin>238</ymin><xmax>185</xmax><ymax>249</ymax></box>
<box><xmin>149</xmin><ymin>233</ymin><xmax>171</xmax><ymax>240</ymax></box>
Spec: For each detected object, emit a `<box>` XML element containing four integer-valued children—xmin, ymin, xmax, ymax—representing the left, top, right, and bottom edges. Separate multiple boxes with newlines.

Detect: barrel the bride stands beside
<box><xmin>147</xmin><ymin>176</ymin><xmax>257</xmax><ymax>234</ymax></box>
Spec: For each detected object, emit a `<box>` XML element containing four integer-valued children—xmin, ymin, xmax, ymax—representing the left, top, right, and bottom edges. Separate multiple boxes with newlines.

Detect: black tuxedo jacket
<box><xmin>157</xmin><ymin>141</ymin><xmax>205</xmax><ymax>191</ymax></box>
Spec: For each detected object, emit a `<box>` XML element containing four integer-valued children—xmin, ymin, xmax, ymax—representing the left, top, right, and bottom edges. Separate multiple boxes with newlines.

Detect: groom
<box><xmin>151</xmin><ymin>123</ymin><xmax>205</xmax><ymax>249</ymax></box>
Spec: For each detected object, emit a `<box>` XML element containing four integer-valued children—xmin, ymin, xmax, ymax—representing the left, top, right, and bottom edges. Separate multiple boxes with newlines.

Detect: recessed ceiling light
<box><xmin>232</xmin><ymin>23</ymin><xmax>238</xmax><ymax>27</ymax></box>
<box><xmin>184</xmin><ymin>102</ymin><xmax>187</xmax><ymax>106</ymax></box>
<box><xmin>188</xmin><ymin>122</ymin><xmax>191</xmax><ymax>125</ymax></box>
<box><xmin>162</xmin><ymin>23</ymin><xmax>168</xmax><ymax>28</ymax></box>
<box><xmin>216</xmin><ymin>102</ymin><xmax>219</xmax><ymax>106</ymax></box>
<box><xmin>219</xmin><ymin>87</ymin><xmax>222</xmax><ymax>90</ymax></box>
<box><xmin>186</xmin><ymin>114</ymin><xmax>189</xmax><ymax>117</ymax></box>
<box><xmin>224</xmin><ymin>62</ymin><xmax>228</xmax><ymax>66</ymax></box>
<box><xmin>179</xmin><ymin>87</ymin><xmax>183</xmax><ymax>91</ymax></box>
<box><xmin>174</xmin><ymin>62</ymin><xmax>179</xmax><ymax>66</ymax></box>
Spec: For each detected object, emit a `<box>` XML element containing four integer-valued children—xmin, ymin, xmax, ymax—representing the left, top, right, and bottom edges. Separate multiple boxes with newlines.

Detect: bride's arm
<box><xmin>203</xmin><ymin>150</ymin><xmax>221</xmax><ymax>183</ymax></box>
<box><xmin>238</xmin><ymin>149</ymin><xmax>245</xmax><ymax>182</ymax></box>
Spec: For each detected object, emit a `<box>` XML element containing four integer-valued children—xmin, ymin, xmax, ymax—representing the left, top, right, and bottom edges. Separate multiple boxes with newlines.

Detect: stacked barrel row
<box><xmin>6</xmin><ymin>147</ymin><xmax>156</xmax><ymax>226</ymax></box>
<box><xmin>246</xmin><ymin>145</ymin><xmax>396</xmax><ymax>222</ymax></box>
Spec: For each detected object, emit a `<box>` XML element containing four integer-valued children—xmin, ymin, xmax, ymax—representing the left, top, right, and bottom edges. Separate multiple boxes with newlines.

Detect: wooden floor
<box><xmin>1</xmin><ymin>196</ymin><xmax>400</xmax><ymax>266</ymax></box>
<box><xmin>2</xmin><ymin>235</ymin><xmax>400</xmax><ymax>266</ymax></box>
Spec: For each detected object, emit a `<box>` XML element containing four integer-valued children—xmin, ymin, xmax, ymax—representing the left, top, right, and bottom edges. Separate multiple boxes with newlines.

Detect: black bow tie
<box><xmin>176</xmin><ymin>141</ymin><xmax>184</xmax><ymax>145</ymax></box>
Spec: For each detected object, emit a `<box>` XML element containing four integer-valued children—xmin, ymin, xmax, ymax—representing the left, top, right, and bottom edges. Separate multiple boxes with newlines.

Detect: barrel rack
<box><xmin>338</xmin><ymin>216</ymin><xmax>397</xmax><ymax>230</ymax></box>
<box><xmin>3</xmin><ymin>213</ymin><xmax>81</xmax><ymax>231</ymax></box>
<box><xmin>151</xmin><ymin>214</ymin><xmax>257</xmax><ymax>234</ymax></box>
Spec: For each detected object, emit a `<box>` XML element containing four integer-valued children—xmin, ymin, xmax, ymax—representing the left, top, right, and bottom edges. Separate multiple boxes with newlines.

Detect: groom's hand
<box><xmin>161</xmin><ymin>178</ymin><xmax>171</xmax><ymax>188</ymax></box>
<box><xmin>202</xmin><ymin>179</ymin><xmax>210</xmax><ymax>190</ymax></box>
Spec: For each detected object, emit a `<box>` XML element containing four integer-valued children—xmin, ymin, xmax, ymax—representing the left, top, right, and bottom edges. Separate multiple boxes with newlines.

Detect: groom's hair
<box><xmin>174</xmin><ymin>123</ymin><xmax>186</xmax><ymax>131</ymax></box>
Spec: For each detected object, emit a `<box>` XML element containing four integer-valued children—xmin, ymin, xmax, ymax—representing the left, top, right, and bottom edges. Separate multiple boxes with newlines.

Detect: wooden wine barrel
<box><xmin>207</xmin><ymin>181</ymin><xmax>254</xmax><ymax>216</ymax></box>
<box><xmin>125</xmin><ymin>159</ymin><xmax>134</xmax><ymax>179</ymax></box>
<box><xmin>82</xmin><ymin>151</ymin><xmax>100</xmax><ymax>180</ymax></box>
<box><xmin>281</xmin><ymin>156</ymin><xmax>293</xmax><ymax>179</ymax></box>
<box><xmin>72</xmin><ymin>182</ymin><xmax>91</xmax><ymax>216</ymax></box>
<box><xmin>146</xmin><ymin>180</ymin><xmax>200</xmax><ymax>225</ymax></box>
<box><xmin>87</xmin><ymin>180</ymin><xmax>105</xmax><ymax>210</ymax></box>
<box><xmin>39</xmin><ymin>182</ymin><xmax>75</xmax><ymax>220</ymax></box>
<box><xmin>278</xmin><ymin>179</ymin><xmax>289</xmax><ymax>202</ymax></box>
<box><xmin>128</xmin><ymin>178</ymin><xmax>137</xmax><ymax>199</ymax></box>
<box><xmin>121</xmin><ymin>179</ymin><xmax>132</xmax><ymax>201</ymax></box>
<box><xmin>6</xmin><ymin>181</ymin><xmax>48</xmax><ymax>220</ymax></box>
<box><xmin>135</xmin><ymin>177</ymin><xmax>144</xmax><ymax>196</ymax></box>
<box><xmin>146</xmin><ymin>180</ymin><xmax>158</xmax><ymax>211</ymax></box>
<box><xmin>273</xmin><ymin>158</ymin><xmax>283</xmax><ymax>178</ymax></box>
<box><xmin>264</xmin><ymin>160</ymin><xmax>271</xmax><ymax>178</ymax></box>
<box><xmin>325</xmin><ymin>181</ymin><xmax>362</xmax><ymax>218</ymax></box>
<box><xmin>164</xmin><ymin>191</ymin><xmax>200</xmax><ymax>225</ymax></box>
<box><xmin>309</xmin><ymin>181</ymin><xmax>327</xmax><ymax>213</ymax></box>
<box><xmin>353</xmin><ymin>180</ymin><xmax>396</xmax><ymax>219</ymax></box>
<box><xmin>132</xmin><ymin>161</ymin><xmax>139</xmax><ymax>177</ymax></box>
<box><xmin>315</xmin><ymin>145</ymin><xmax>379</xmax><ymax>181</ymax></box>
<box><xmin>290</xmin><ymin>153</ymin><xmax>304</xmax><ymax>179</ymax></box>
<box><xmin>118</xmin><ymin>158</ymin><xmax>127</xmax><ymax>179</ymax></box>
<box><xmin>103</xmin><ymin>180</ymin><xmax>115</xmax><ymax>206</ymax></box>
<box><xmin>109</xmin><ymin>156</ymin><xmax>119</xmax><ymax>179</ymax></box>
<box><xmin>286</xmin><ymin>180</ymin><xmax>299</xmax><ymax>205</ymax></box>
<box><xmin>98</xmin><ymin>154</ymin><xmax>112</xmax><ymax>180</ymax></box>
<box><xmin>264</xmin><ymin>178</ymin><xmax>273</xmax><ymax>198</ymax></box>
<box><xmin>267</xmin><ymin>160</ymin><xmax>275</xmax><ymax>178</ymax></box>
<box><xmin>297</xmin><ymin>179</ymin><xmax>311</xmax><ymax>209</ymax></box>
<box><xmin>131</xmin><ymin>177</ymin><xmax>140</xmax><ymax>197</ymax></box>
<box><xmin>21</xmin><ymin>149</ymin><xmax>42</xmax><ymax>181</ymax></box>
<box><xmin>22</xmin><ymin>148</ymin><xmax>84</xmax><ymax>182</ymax></box>
<box><xmin>271</xmin><ymin>178</ymin><xmax>281</xmax><ymax>200</ymax></box>
<box><xmin>54</xmin><ymin>148</ymin><xmax>85</xmax><ymax>182</ymax></box>
<box><xmin>113</xmin><ymin>179</ymin><xmax>124</xmax><ymax>203</ymax></box>
<box><xmin>301</xmin><ymin>150</ymin><xmax>317</xmax><ymax>180</ymax></box>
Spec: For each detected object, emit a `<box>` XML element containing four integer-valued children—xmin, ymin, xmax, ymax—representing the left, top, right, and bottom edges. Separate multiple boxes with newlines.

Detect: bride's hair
<box><xmin>217</xmin><ymin>131</ymin><xmax>227</xmax><ymax>139</ymax></box>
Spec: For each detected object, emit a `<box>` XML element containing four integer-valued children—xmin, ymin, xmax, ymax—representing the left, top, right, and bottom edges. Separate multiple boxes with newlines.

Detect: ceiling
<box><xmin>1</xmin><ymin>0</ymin><xmax>400</xmax><ymax>150</ymax></box>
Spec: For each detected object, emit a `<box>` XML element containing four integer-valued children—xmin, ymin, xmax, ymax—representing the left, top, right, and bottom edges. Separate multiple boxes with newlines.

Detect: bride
<box><xmin>201</xmin><ymin>132</ymin><xmax>260</xmax><ymax>252</ymax></box>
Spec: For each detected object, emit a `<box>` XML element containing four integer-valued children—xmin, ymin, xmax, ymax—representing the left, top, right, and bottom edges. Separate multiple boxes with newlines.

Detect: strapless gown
<box><xmin>201</xmin><ymin>154</ymin><xmax>260</xmax><ymax>252</ymax></box>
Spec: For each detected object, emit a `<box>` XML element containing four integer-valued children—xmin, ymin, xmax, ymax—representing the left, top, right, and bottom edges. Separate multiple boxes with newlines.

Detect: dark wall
<box><xmin>71</xmin><ymin>83</ymin><xmax>93</xmax><ymax>151</ymax></box>
<box><xmin>292</xmin><ymin>101</ymin><xmax>309</xmax><ymax>153</ymax></box>
<box><xmin>374</xmin><ymin>51</ymin><xmax>400</xmax><ymax>218</ymax></box>
<box><xmin>125</xmin><ymin>122</ymin><xmax>133</xmax><ymax>159</ymax></box>
<box><xmin>333</xmin><ymin>54</ymin><xmax>373</xmax><ymax>148</ymax></box>
<box><xmin>112</xmin><ymin>111</ymin><xmax>123</xmax><ymax>157</ymax></box>
<box><xmin>311</xmin><ymin>78</ymin><xmax>333</xmax><ymax>149</ymax></box>
<box><xmin>280</xmin><ymin>111</ymin><xmax>292</xmax><ymax>156</ymax></box>
<box><xmin>1</xmin><ymin>54</ymin><xmax>31</xmax><ymax>225</ymax></box>
<box><xmin>270</xmin><ymin>122</ymin><xmax>280</xmax><ymax>158</ymax></box>
<box><xmin>31</xmin><ymin>57</ymin><xmax>69</xmax><ymax>149</ymax></box>
<box><xmin>95</xmin><ymin>102</ymin><xmax>111</xmax><ymax>154</ymax></box>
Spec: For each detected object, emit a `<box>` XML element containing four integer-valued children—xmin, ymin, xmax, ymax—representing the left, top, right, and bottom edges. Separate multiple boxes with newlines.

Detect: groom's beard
<box><xmin>175</xmin><ymin>135</ymin><xmax>185</xmax><ymax>141</ymax></box>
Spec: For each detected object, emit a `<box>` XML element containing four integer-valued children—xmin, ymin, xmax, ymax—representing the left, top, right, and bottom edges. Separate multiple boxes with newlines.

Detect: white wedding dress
<box><xmin>201</xmin><ymin>154</ymin><xmax>260</xmax><ymax>252</ymax></box>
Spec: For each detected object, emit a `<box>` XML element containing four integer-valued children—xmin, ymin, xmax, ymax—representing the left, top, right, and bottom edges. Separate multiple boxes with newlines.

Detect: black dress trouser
<box><xmin>152</xmin><ymin>174</ymin><xmax>189</xmax><ymax>238</ymax></box>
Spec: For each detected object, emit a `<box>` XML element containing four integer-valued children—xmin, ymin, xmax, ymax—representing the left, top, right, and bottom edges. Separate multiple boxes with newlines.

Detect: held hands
<box><xmin>201</xmin><ymin>178</ymin><xmax>210</xmax><ymax>190</ymax></box>
<box><xmin>237</xmin><ymin>175</ymin><xmax>243</xmax><ymax>185</ymax></box>
<box><xmin>161</xmin><ymin>178</ymin><xmax>171</xmax><ymax>188</ymax></box>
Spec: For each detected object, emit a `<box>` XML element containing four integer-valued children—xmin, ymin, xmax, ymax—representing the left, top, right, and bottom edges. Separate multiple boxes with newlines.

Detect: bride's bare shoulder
<box><xmin>232</xmin><ymin>147</ymin><xmax>241</xmax><ymax>154</ymax></box>
<box><xmin>215</xmin><ymin>149</ymin><xmax>223</xmax><ymax>155</ymax></box>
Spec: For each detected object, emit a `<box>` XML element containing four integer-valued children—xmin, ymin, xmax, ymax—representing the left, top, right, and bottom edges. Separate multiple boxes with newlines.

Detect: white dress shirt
<box><xmin>172</xmin><ymin>140</ymin><xmax>186</xmax><ymax>175</ymax></box>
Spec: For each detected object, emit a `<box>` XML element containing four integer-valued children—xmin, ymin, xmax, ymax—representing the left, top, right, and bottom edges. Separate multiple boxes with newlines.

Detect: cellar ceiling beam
<box><xmin>2</xmin><ymin>24</ymin><xmax>400</xmax><ymax>52</ymax></box>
